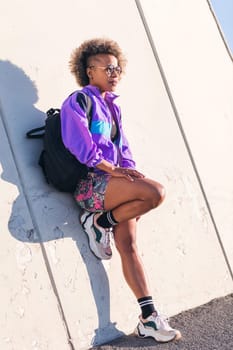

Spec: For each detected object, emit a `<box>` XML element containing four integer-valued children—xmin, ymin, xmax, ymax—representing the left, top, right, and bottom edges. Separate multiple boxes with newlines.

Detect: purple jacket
<box><xmin>60</xmin><ymin>85</ymin><xmax>136</xmax><ymax>173</ymax></box>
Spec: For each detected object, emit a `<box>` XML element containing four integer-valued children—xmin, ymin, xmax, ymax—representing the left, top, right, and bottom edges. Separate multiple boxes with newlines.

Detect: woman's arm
<box><xmin>60</xmin><ymin>93</ymin><xmax>104</xmax><ymax>168</ymax></box>
<box><xmin>96</xmin><ymin>159</ymin><xmax>144</xmax><ymax>181</ymax></box>
<box><xmin>118</xmin><ymin>117</ymin><xmax>136</xmax><ymax>169</ymax></box>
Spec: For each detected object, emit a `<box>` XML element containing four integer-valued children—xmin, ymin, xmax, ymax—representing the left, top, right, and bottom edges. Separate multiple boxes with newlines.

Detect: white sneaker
<box><xmin>80</xmin><ymin>211</ymin><xmax>112</xmax><ymax>260</ymax></box>
<box><xmin>134</xmin><ymin>312</ymin><xmax>181</xmax><ymax>343</ymax></box>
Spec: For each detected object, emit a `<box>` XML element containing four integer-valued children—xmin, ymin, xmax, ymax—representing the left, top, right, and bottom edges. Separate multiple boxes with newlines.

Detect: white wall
<box><xmin>0</xmin><ymin>0</ymin><xmax>232</xmax><ymax>348</ymax></box>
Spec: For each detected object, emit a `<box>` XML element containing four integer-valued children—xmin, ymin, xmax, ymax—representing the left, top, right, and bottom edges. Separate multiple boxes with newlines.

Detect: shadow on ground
<box><xmin>90</xmin><ymin>294</ymin><xmax>233</xmax><ymax>350</ymax></box>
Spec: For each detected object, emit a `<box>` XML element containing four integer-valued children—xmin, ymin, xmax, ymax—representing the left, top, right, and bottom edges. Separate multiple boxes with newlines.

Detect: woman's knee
<box><xmin>148</xmin><ymin>182</ymin><xmax>166</xmax><ymax>208</ymax></box>
<box><xmin>156</xmin><ymin>182</ymin><xmax>166</xmax><ymax>205</ymax></box>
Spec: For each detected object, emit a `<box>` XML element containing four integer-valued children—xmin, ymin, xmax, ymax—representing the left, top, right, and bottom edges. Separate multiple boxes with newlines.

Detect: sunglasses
<box><xmin>88</xmin><ymin>64</ymin><xmax>122</xmax><ymax>77</ymax></box>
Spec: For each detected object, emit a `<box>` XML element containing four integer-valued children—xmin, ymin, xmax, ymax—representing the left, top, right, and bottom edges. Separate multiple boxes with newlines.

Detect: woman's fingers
<box><xmin>122</xmin><ymin>168</ymin><xmax>145</xmax><ymax>178</ymax></box>
<box><xmin>111</xmin><ymin>167</ymin><xmax>145</xmax><ymax>181</ymax></box>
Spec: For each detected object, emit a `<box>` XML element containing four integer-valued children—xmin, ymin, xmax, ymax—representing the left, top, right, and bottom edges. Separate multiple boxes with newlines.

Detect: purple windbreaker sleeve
<box><xmin>60</xmin><ymin>93</ymin><xmax>103</xmax><ymax>168</ymax></box>
<box><xmin>118</xmin><ymin>115</ymin><xmax>136</xmax><ymax>169</ymax></box>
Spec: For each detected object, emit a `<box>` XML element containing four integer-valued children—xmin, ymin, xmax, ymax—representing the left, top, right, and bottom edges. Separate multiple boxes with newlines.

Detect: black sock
<box><xmin>96</xmin><ymin>210</ymin><xmax>118</xmax><ymax>229</ymax></box>
<box><xmin>138</xmin><ymin>296</ymin><xmax>156</xmax><ymax>319</ymax></box>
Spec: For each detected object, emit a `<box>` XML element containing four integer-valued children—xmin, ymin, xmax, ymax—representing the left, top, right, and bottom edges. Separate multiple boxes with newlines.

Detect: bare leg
<box><xmin>103</xmin><ymin>177</ymin><xmax>163</xmax><ymax>297</ymax></box>
<box><xmin>104</xmin><ymin>176</ymin><xmax>165</xmax><ymax>222</ymax></box>
<box><xmin>114</xmin><ymin>218</ymin><xmax>151</xmax><ymax>299</ymax></box>
<box><xmin>89</xmin><ymin>176</ymin><xmax>181</xmax><ymax>340</ymax></box>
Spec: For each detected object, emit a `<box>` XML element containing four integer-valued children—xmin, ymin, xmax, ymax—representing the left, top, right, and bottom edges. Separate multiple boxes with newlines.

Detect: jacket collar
<box><xmin>83</xmin><ymin>85</ymin><xmax>119</xmax><ymax>102</ymax></box>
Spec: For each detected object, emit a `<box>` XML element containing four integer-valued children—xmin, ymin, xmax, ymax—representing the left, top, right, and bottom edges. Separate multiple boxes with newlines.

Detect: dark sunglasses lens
<box><xmin>116</xmin><ymin>67</ymin><xmax>122</xmax><ymax>74</ymax></box>
<box><xmin>106</xmin><ymin>67</ymin><xmax>113</xmax><ymax>75</ymax></box>
<box><xmin>106</xmin><ymin>65</ymin><xmax>122</xmax><ymax>75</ymax></box>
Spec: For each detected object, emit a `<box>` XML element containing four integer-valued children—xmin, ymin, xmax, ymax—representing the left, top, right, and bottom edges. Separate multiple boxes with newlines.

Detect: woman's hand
<box><xmin>96</xmin><ymin>159</ymin><xmax>145</xmax><ymax>181</ymax></box>
<box><xmin>110</xmin><ymin>167</ymin><xmax>145</xmax><ymax>182</ymax></box>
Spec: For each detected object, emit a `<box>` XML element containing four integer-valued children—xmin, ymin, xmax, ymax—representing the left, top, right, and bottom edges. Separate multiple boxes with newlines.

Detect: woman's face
<box><xmin>86</xmin><ymin>54</ymin><xmax>122</xmax><ymax>94</ymax></box>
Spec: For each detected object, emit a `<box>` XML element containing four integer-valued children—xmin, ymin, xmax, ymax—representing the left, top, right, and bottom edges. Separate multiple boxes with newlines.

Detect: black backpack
<box><xmin>26</xmin><ymin>92</ymin><xmax>92</xmax><ymax>193</ymax></box>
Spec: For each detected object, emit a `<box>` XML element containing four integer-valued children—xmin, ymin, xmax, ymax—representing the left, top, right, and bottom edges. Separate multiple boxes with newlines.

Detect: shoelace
<box><xmin>152</xmin><ymin>314</ymin><xmax>172</xmax><ymax>331</ymax></box>
<box><xmin>102</xmin><ymin>228</ymin><xmax>112</xmax><ymax>248</ymax></box>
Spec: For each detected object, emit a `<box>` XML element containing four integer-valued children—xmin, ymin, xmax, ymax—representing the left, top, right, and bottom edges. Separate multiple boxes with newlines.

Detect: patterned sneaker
<box><xmin>134</xmin><ymin>312</ymin><xmax>181</xmax><ymax>343</ymax></box>
<box><xmin>80</xmin><ymin>211</ymin><xmax>112</xmax><ymax>260</ymax></box>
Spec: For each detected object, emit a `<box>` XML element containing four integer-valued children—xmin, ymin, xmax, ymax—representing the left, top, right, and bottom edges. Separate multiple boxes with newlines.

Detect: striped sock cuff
<box><xmin>138</xmin><ymin>297</ymin><xmax>154</xmax><ymax>307</ymax></box>
<box><xmin>138</xmin><ymin>296</ymin><xmax>156</xmax><ymax>318</ymax></box>
<box><xmin>106</xmin><ymin>211</ymin><xmax>118</xmax><ymax>226</ymax></box>
<box><xmin>138</xmin><ymin>299</ymin><xmax>155</xmax><ymax>307</ymax></box>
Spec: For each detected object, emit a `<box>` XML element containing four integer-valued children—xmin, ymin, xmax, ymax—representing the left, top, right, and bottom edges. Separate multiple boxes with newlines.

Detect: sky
<box><xmin>209</xmin><ymin>0</ymin><xmax>233</xmax><ymax>56</ymax></box>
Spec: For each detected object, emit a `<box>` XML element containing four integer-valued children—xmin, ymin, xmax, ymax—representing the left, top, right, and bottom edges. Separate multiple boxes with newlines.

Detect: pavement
<box><xmin>90</xmin><ymin>294</ymin><xmax>233</xmax><ymax>350</ymax></box>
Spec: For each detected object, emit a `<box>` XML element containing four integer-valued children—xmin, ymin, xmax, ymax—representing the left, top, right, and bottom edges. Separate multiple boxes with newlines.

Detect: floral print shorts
<box><xmin>74</xmin><ymin>172</ymin><xmax>111</xmax><ymax>212</ymax></box>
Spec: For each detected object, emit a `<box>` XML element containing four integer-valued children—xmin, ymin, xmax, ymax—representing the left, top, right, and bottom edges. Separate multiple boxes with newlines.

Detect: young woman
<box><xmin>60</xmin><ymin>38</ymin><xmax>181</xmax><ymax>343</ymax></box>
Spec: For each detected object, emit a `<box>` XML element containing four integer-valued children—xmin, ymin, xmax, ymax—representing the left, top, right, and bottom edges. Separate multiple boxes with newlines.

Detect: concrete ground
<box><xmin>91</xmin><ymin>294</ymin><xmax>233</xmax><ymax>350</ymax></box>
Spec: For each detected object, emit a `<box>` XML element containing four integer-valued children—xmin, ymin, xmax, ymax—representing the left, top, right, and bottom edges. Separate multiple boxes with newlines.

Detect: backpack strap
<box><xmin>26</xmin><ymin>126</ymin><xmax>45</xmax><ymax>139</ymax></box>
<box><xmin>76</xmin><ymin>92</ymin><xmax>92</xmax><ymax>126</ymax></box>
<box><xmin>26</xmin><ymin>93</ymin><xmax>92</xmax><ymax>139</ymax></box>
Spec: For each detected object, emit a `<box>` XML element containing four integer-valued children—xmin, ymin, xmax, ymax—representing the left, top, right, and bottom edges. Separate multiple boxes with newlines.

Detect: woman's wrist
<box><xmin>96</xmin><ymin>160</ymin><xmax>116</xmax><ymax>174</ymax></box>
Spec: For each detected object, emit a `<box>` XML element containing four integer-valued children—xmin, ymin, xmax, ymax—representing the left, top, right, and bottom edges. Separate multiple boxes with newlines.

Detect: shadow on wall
<box><xmin>0</xmin><ymin>60</ymin><xmax>124</xmax><ymax>346</ymax></box>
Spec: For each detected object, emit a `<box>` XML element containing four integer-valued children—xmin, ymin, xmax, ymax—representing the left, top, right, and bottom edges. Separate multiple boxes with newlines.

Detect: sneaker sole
<box><xmin>134</xmin><ymin>324</ymin><xmax>181</xmax><ymax>343</ymax></box>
